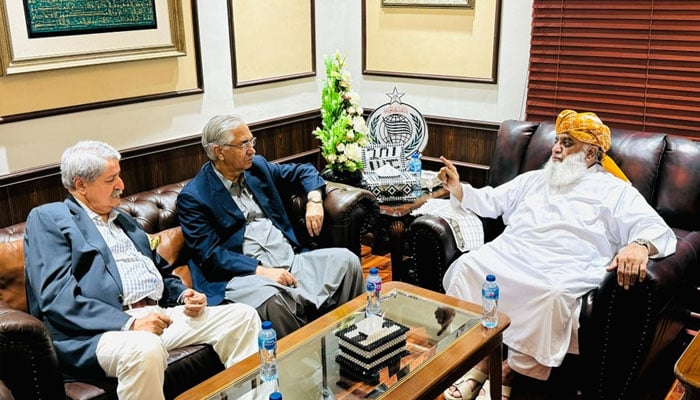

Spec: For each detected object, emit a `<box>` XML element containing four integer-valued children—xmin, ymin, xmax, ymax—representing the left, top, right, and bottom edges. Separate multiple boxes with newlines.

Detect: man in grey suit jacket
<box><xmin>178</xmin><ymin>115</ymin><xmax>364</xmax><ymax>337</ymax></box>
<box><xmin>24</xmin><ymin>140</ymin><xmax>260</xmax><ymax>400</ymax></box>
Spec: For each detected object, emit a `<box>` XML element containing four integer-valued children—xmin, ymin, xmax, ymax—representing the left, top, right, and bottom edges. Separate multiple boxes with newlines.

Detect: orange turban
<box><xmin>555</xmin><ymin>109</ymin><xmax>629</xmax><ymax>182</ymax></box>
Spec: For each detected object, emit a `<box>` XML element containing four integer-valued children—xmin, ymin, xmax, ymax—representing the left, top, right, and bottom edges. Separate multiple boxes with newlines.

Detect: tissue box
<box><xmin>421</xmin><ymin>170</ymin><xmax>442</xmax><ymax>191</ymax></box>
<box><xmin>335</xmin><ymin>317</ymin><xmax>410</xmax><ymax>377</ymax></box>
<box><xmin>362</xmin><ymin>171</ymin><xmax>418</xmax><ymax>203</ymax></box>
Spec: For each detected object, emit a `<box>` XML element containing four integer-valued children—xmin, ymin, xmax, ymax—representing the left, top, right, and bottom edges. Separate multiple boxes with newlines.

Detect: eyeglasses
<box><xmin>221</xmin><ymin>137</ymin><xmax>256</xmax><ymax>150</ymax></box>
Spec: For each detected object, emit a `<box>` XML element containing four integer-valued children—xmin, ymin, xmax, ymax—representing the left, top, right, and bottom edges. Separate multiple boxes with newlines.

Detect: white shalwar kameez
<box><xmin>442</xmin><ymin>165</ymin><xmax>676</xmax><ymax>379</ymax></box>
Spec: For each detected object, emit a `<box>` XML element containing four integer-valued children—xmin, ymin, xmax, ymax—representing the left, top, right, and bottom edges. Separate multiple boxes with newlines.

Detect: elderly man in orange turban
<box><xmin>438</xmin><ymin>110</ymin><xmax>676</xmax><ymax>400</ymax></box>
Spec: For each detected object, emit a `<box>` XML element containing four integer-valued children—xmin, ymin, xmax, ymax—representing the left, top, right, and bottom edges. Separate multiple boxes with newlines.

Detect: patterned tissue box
<box><xmin>362</xmin><ymin>171</ymin><xmax>418</xmax><ymax>203</ymax></box>
<box><xmin>361</xmin><ymin>144</ymin><xmax>418</xmax><ymax>202</ymax></box>
<box><xmin>335</xmin><ymin>317</ymin><xmax>410</xmax><ymax>377</ymax></box>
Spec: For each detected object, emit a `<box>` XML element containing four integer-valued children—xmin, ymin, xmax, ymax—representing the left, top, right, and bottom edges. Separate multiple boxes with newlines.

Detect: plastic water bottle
<box><xmin>481</xmin><ymin>274</ymin><xmax>499</xmax><ymax>328</ymax></box>
<box><xmin>269</xmin><ymin>392</ymin><xmax>283</xmax><ymax>400</ymax></box>
<box><xmin>408</xmin><ymin>152</ymin><xmax>423</xmax><ymax>197</ymax></box>
<box><xmin>258</xmin><ymin>321</ymin><xmax>278</xmax><ymax>382</ymax></box>
<box><xmin>365</xmin><ymin>268</ymin><xmax>382</xmax><ymax>317</ymax></box>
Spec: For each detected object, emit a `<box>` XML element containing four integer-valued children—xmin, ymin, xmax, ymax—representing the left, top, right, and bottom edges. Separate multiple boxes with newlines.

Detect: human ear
<box><xmin>74</xmin><ymin>177</ymin><xmax>87</xmax><ymax>194</ymax></box>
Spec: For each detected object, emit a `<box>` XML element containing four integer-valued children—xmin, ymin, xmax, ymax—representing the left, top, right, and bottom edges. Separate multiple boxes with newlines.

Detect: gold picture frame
<box><xmin>363</xmin><ymin>0</ymin><xmax>500</xmax><ymax>83</ymax></box>
<box><xmin>382</xmin><ymin>0</ymin><xmax>474</xmax><ymax>8</ymax></box>
<box><xmin>0</xmin><ymin>0</ymin><xmax>201</xmax><ymax>123</ymax></box>
<box><xmin>228</xmin><ymin>0</ymin><xmax>315</xmax><ymax>88</ymax></box>
<box><xmin>0</xmin><ymin>0</ymin><xmax>186</xmax><ymax>76</ymax></box>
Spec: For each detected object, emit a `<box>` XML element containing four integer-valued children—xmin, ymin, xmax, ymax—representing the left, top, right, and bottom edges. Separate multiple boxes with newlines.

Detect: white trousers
<box><xmin>96</xmin><ymin>303</ymin><xmax>261</xmax><ymax>400</ymax></box>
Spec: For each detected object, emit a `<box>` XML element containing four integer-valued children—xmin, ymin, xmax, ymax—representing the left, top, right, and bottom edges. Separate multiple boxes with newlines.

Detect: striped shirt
<box><xmin>76</xmin><ymin>200</ymin><xmax>164</xmax><ymax>305</ymax></box>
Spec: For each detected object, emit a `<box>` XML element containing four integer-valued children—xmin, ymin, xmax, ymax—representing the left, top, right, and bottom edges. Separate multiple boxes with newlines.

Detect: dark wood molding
<box><xmin>0</xmin><ymin>111</ymin><xmax>499</xmax><ymax>228</ymax></box>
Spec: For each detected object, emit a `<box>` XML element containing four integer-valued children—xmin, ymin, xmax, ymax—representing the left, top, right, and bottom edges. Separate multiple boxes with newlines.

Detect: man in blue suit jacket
<box><xmin>24</xmin><ymin>140</ymin><xmax>260</xmax><ymax>400</ymax></box>
<box><xmin>178</xmin><ymin>115</ymin><xmax>364</xmax><ymax>337</ymax></box>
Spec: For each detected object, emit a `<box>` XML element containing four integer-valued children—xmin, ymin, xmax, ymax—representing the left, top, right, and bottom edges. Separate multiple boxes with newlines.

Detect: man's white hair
<box><xmin>201</xmin><ymin>115</ymin><xmax>246</xmax><ymax>161</ymax></box>
<box><xmin>60</xmin><ymin>141</ymin><xmax>121</xmax><ymax>190</ymax></box>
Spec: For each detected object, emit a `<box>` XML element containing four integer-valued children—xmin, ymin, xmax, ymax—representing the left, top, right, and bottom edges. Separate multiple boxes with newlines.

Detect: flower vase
<box><xmin>321</xmin><ymin>168</ymin><xmax>363</xmax><ymax>187</ymax></box>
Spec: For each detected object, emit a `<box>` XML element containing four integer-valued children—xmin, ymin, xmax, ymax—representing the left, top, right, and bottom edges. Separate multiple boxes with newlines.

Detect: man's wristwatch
<box><xmin>632</xmin><ymin>238</ymin><xmax>651</xmax><ymax>252</ymax></box>
<box><xmin>307</xmin><ymin>191</ymin><xmax>322</xmax><ymax>204</ymax></box>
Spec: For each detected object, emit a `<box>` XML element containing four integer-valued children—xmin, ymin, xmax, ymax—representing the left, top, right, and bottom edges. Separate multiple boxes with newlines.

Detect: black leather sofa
<box><xmin>405</xmin><ymin>119</ymin><xmax>700</xmax><ymax>399</ymax></box>
<box><xmin>0</xmin><ymin>179</ymin><xmax>377</xmax><ymax>400</ymax></box>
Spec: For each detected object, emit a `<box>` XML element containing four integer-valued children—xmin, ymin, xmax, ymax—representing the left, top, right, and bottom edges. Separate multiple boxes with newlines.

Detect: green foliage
<box><xmin>312</xmin><ymin>51</ymin><xmax>368</xmax><ymax>173</ymax></box>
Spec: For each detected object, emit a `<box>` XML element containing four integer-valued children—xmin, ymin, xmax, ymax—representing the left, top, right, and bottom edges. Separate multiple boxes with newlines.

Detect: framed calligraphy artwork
<box><xmin>363</xmin><ymin>0</ymin><xmax>501</xmax><ymax>83</ymax></box>
<box><xmin>0</xmin><ymin>0</ymin><xmax>201</xmax><ymax>123</ymax></box>
<box><xmin>0</xmin><ymin>0</ymin><xmax>186</xmax><ymax>75</ymax></box>
<box><xmin>382</xmin><ymin>0</ymin><xmax>474</xmax><ymax>8</ymax></box>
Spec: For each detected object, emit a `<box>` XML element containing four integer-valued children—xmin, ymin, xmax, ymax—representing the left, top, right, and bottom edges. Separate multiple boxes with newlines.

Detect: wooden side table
<box><xmin>373</xmin><ymin>188</ymin><xmax>448</xmax><ymax>280</ymax></box>
<box><xmin>674</xmin><ymin>332</ymin><xmax>700</xmax><ymax>399</ymax></box>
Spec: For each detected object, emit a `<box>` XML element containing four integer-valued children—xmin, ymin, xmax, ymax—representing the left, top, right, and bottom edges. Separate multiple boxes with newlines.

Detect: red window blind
<box><xmin>527</xmin><ymin>0</ymin><xmax>700</xmax><ymax>139</ymax></box>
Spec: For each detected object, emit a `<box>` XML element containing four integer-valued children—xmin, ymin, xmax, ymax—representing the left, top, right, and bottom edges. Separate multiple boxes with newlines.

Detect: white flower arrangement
<box><xmin>313</xmin><ymin>51</ymin><xmax>369</xmax><ymax>175</ymax></box>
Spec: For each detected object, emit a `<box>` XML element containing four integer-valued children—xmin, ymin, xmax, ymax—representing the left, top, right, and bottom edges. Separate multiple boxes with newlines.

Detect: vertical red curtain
<box><xmin>527</xmin><ymin>0</ymin><xmax>700</xmax><ymax>139</ymax></box>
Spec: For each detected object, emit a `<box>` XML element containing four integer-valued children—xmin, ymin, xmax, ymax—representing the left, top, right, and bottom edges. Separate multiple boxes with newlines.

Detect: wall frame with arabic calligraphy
<box><xmin>0</xmin><ymin>0</ymin><xmax>201</xmax><ymax>124</ymax></box>
<box><xmin>382</xmin><ymin>0</ymin><xmax>474</xmax><ymax>8</ymax></box>
<box><xmin>363</xmin><ymin>0</ymin><xmax>501</xmax><ymax>83</ymax></box>
<box><xmin>0</xmin><ymin>0</ymin><xmax>186</xmax><ymax>75</ymax></box>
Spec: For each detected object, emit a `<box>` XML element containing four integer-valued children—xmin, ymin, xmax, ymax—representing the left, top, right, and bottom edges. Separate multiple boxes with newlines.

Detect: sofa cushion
<box><xmin>656</xmin><ymin>136</ymin><xmax>700</xmax><ymax>231</ymax></box>
<box><xmin>0</xmin><ymin>239</ymin><xmax>26</xmax><ymax>313</ymax></box>
<box><xmin>489</xmin><ymin>120</ymin><xmax>541</xmax><ymax>186</ymax></box>
<box><xmin>153</xmin><ymin>226</ymin><xmax>192</xmax><ymax>289</ymax></box>
<box><xmin>521</xmin><ymin>122</ymin><xmax>556</xmax><ymax>175</ymax></box>
<box><xmin>155</xmin><ymin>227</ymin><xmax>185</xmax><ymax>266</ymax></box>
<box><xmin>607</xmin><ymin>131</ymin><xmax>665</xmax><ymax>205</ymax></box>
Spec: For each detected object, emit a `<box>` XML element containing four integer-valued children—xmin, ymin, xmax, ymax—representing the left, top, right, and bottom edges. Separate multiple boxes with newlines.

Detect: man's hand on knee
<box><xmin>132</xmin><ymin>313</ymin><xmax>172</xmax><ymax>335</ymax></box>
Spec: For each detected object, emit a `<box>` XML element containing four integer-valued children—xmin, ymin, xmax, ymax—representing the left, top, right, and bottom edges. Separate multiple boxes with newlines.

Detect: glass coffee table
<box><xmin>176</xmin><ymin>282</ymin><xmax>509</xmax><ymax>400</ymax></box>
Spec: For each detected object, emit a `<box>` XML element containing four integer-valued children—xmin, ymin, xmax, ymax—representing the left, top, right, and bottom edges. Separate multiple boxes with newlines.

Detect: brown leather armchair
<box><xmin>0</xmin><ymin>179</ymin><xmax>377</xmax><ymax>400</ymax></box>
<box><xmin>405</xmin><ymin>120</ymin><xmax>700</xmax><ymax>399</ymax></box>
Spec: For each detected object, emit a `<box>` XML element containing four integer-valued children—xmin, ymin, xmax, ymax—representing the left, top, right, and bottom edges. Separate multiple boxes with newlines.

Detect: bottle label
<box><xmin>261</xmin><ymin>338</ymin><xmax>276</xmax><ymax>351</ymax></box>
<box><xmin>367</xmin><ymin>281</ymin><xmax>375</xmax><ymax>291</ymax></box>
<box><xmin>482</xmin><ymin>288</ymin><xmax>499</xmax><ymax>299</ymax></box>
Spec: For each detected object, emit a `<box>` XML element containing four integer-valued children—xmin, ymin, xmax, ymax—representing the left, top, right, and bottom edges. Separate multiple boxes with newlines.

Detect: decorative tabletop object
<box><xmin>313</xmin><ymin>51</ymin><xmax>369</xmax><ymax>186</ymax></box>
<box><xmin>366</xmin><ymin>87</ymin><xmax>428</xmax><ymax>163</ymax></box>
<box><xmin>361</xmin><ymin>144</ymin><xmax>418</xmax><ymax>203</ymax></box>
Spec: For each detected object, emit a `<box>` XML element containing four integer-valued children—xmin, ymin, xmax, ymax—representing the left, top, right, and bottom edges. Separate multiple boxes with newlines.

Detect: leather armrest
<box><xmin>405</xmin><ymin>214</ymin><xmax>462</xmax><ymax>292</ymax></box>
<box><xmin>322</xmin><ymin>182</ymin><xmax>377</xmax><ymax>255</ymax></box>
<box><xmin>581</xmin><ymin>231</ymin><xmax>699</xmax><ymax>398</ymax></box>
<box><xmin>288</xmin><ymin>182</ymin><xmax>377</xmax><ymax>257</ymax></box>
<box><xmin>0</xmin><ymin>301</ymin><xmax>65</xmax><ymax>399</ymax></box>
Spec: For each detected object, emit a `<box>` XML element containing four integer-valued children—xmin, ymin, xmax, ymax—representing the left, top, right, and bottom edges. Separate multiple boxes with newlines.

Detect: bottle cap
<box><xmin>370</xmin><ymin>267</ymin><xmax>379</xmax><ymax>275</ymax></box>
<box><xmin>269</xmin><ymin>392</ymin><xmax>283</xmax><ymax>400</ymax></box>
<box><xmin>486</xmin><ymin>274</ymin><xmax>496</xmax><ymax>282</ymax></box>
<box><xmin>262</xmin><ymin>321</ymin><xmax>273</xmax><ymax>330</ymax></box>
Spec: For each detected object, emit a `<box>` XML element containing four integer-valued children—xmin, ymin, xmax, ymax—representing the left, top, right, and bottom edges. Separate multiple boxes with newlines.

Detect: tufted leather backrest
<box><xmin>491</xmin><ymin>120</ymin><xmax>700</xmax><ymax>233</ymax></box>
<box><xmin>0</xmin><ymin>180</ymin><xmax>192</xmax><ymax>313</ymax></box>
<box><xmin>118</xmin><ymin>180</ymin><xmax>190</xmax><ymax>234</ymax></box>
<box><xmin>655</xmin><ymin>136</ymin><xmax>700</xmax><ymax>231</ymax></box>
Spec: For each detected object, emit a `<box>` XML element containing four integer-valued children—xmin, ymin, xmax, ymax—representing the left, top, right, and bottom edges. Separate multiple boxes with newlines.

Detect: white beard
<box><xmin>543</xmin><ymin>151</ymin><xmax>589</xmax><ymax>193</ymax></box>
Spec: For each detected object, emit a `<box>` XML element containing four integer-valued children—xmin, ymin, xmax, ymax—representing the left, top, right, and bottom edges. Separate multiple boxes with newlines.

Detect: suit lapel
<box><xmin>114</xmin><ymin>212</ymin><xmax>152</xmax><ymax>257</ymax></box>
<box><xmin>204</xmin><ymin>162</ymin><xmax>247</xmax><ymax>222</ymax></box>
<box><xmin>65</xmin><ymin>198</ymin><xmax>124</xmax><ymax>294</ymax></box>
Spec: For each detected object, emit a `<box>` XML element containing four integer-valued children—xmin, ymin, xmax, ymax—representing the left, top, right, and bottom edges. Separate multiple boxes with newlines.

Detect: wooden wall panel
<box><xmin>0</xmin><ymin>111</ymin><xmax>499</xmax><ymax>228</ymax></box>
<box><xmin>421</xmin><ymin>116</ymin><xmax>498</xmax><ymax>188</ymax></box>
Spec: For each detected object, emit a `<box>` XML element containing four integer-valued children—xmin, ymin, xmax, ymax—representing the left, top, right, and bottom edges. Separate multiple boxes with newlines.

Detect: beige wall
<box><xmin>0</xmin><ymin>0</ymin><xmax>532</xmax><ymax>174</ymax></box>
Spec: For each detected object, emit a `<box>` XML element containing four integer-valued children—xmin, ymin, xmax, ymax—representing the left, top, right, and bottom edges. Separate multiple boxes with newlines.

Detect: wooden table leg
<box><xmin>388</xmin><ymin>219</ymin><xmax>406</xmax><ymax>280</ymax></box>
<box><xmin>488</xmin><ymin>338</ymin><xmax>502</xmax><ymax>400</ymax></box>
